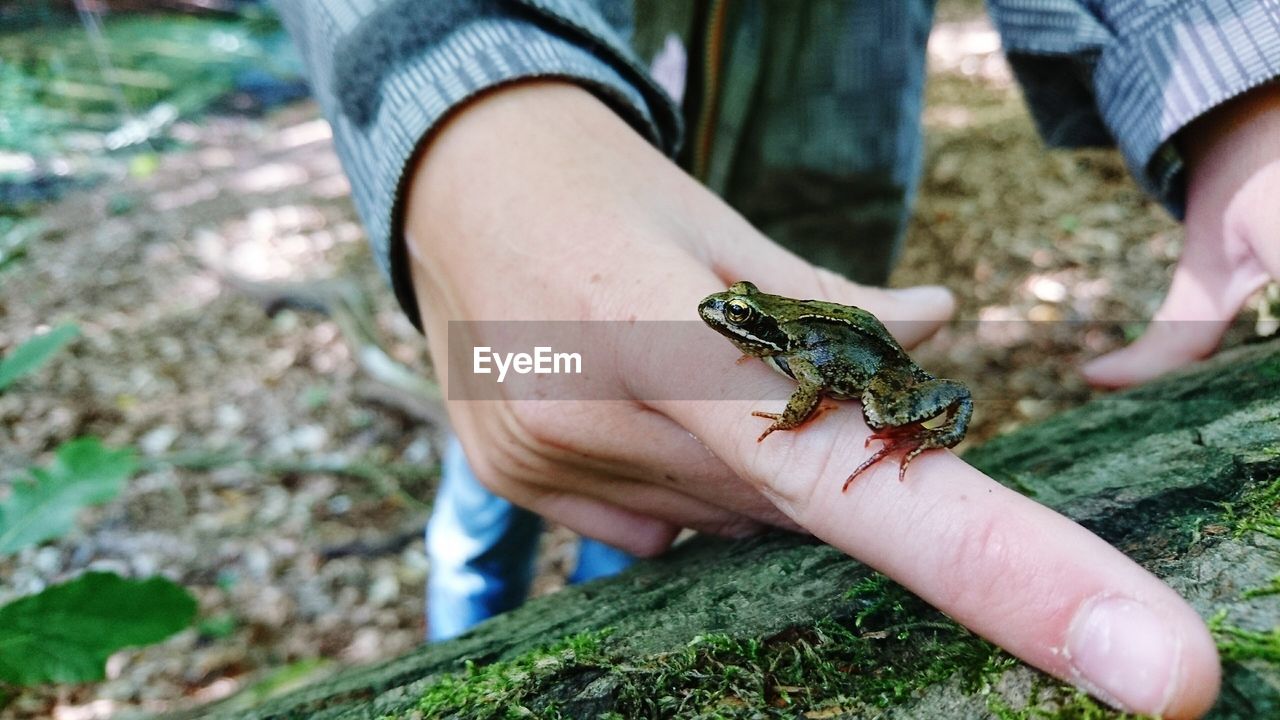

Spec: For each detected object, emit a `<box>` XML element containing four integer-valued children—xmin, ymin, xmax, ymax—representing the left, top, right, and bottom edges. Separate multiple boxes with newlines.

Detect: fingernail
<box><xmin>1066</xmin><ymin>596</ymin><xmax>1180</xmax><ymax>714</ymax></box>
<box><xmin>1080</xmin><ymin>359</ymin><xmax>1108</xmax><ymax>383</ymax></box>
<box><xmin>1081</xmin><ymin>356</ymin><xmax>1139</xmax><ymax>390</ymax></box>
<box><xmin>888</xmin><ymin>285</ymin><xmax>953</xmax><ymax>306</ymax></box>
<box><xmin>1081</xmin><ymin>346</ymin><xmax>1126</xmax><ymax>373</ymax></box>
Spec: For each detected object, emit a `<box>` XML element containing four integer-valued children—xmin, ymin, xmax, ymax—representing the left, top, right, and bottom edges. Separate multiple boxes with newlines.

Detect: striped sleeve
<box><xmin>271</xmin><ymin>0</ymin><xmax>681</xmax><ymax>327</ymax></box>
<box><xmin>988</xmin><ymin>0</ymin><xmax>1280</xmax><ymax>217</ymax></box>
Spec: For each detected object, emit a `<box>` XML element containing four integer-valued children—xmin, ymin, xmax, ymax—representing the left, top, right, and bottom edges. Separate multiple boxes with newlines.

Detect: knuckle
<box><xmin>484</xmin><ymin>403</ymin><xmax>579</xmax><ymax>484</ymax></box>
<box><xmin>505</xmin><ymin>403</ymin><xmax>570</xmax><ymax>450</ymax></box>
<box><xmin>753</xmin><ymin>431</ymin><xmax>842</xmax><ymax>519</ymax></box>
<box><xmin>506</xmin><ymin>401</ymin><xmax>608</xmax><ymax>457</ymax></box>
<box><xmin>748</xmin><ymin>439</ymin><xmax>805</xmax><ymax>510</ymax></box>
<box><xmin>702</xmin><ymin>517</ymin><xmax>765</xmax><ymax>540</ymax></box>
<box><xmin>933</xmin><ymin>511</ymin><xmax>1028</xmax><ymax>611</ymax></box>
<box><xmin>624</xmin><ymin>530</ymin><xmax>676</xmax><ymax>559</ymax></box>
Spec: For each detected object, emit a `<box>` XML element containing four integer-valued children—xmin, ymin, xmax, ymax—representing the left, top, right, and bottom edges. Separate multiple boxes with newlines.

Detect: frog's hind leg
<box><xmin>909</xmin><ymin>380</ymin><xmax>972</xmax><ymax>451</ymax></box>
<box><xmin>845</xmin><ymin>378</ymin><xmax>972</xmax><ymax>488</ymax></box>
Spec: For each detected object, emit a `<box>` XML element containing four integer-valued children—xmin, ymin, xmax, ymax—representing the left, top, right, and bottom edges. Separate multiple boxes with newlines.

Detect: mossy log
<box><xmin>192</xmin><ymin>339</ymin><xmax>1280</xmax><ymax>719</ymax></box>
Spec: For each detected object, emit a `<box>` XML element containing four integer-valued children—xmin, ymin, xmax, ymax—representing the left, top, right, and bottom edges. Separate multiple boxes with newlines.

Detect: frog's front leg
<box><xmin>845</xmin><ymin>377</ymin><xmax>972</xmax><ymax>488</ymax></box>
<box><xmin>752</xmin><ymin>357</ymin><xmax>827</xmax><ymax>442</ymax></box>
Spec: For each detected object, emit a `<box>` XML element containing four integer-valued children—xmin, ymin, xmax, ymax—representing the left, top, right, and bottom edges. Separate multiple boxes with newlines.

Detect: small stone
<box><xmin>139</xmin><ymin>425</ymin><xmax>179</xmax><ymax>456</ymax></box>
<box><xmin>367</xmin><ymin>573</ymin><xmax>399</xmax><ymax>607</ymax></box>
<box><xmin>215</xmin><ymin>404</ymin><xmax>246</xmax><ymax>431</ymax></box>
<box><xmin>33</xmin><ymin>546</ymin><xmax>62</xmax><ymax>574</ymax></box>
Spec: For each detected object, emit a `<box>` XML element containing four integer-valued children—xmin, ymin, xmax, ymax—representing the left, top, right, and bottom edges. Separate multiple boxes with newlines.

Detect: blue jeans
<box><xmin>426</xmin><ymin>436</ymin><xmax>635</xmax><ymax>641</ymax></box>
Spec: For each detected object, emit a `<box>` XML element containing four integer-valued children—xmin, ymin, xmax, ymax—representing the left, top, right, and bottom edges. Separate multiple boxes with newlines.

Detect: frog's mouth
<box><xmin>697</xmin><ymin>295</ymin><xmax>728</xmax><ymax>327</ymax></box>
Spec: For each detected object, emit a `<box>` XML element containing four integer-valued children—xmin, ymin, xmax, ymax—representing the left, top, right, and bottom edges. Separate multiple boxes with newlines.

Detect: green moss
<box><xmin>603</xmin><ymin>575</ymin><xmax>1007</xmax><ymax>717</ymax></box>
<box><xmin>411</xmin><ymin>630</ymin><xmax>612</xmax><ymax>719</ymax></box>
<box><xmin>987</xmin><ymin>684</ymin><xmax>1146</xmax><ymax>720</ymax></box>
<box><xmin>397</xmin><ymin>574</ymin><xmax>1156</xmax><ymax>719</ymax></box>
<box><xmin>1220</xmin><ymin>475</ymin><xmax>1280</xmax><ymax>540</ymax></box>
<box><xmin>1209</xmin><ymin>611</ymin><xmax>1280</xmax><ymax>664</ymax></box>
<box><xmin>1257</xmin><ymin>356</ymin><xmax>1280</xmax><ymax>380</ymax></box>
<box><xmin>390</xmin><ymin>482</ymin><xmax>1280</xmax><ymax>720</ymax></box>
<box><xmin>635</xmin><ymin>575</ymin><xmax>997</xmax><ymax>715</ymax></box>
<box><xmin>399</xmin><ymin>575</ymin><xmax>1014</xmax><ymax>719</ymax></box>
<box><xmin>1243</xmin><ymin>574</ymin><xmax>1280</xmax><ymax>600</ymax></box>
<box><xmin>1205</xmin><ymin>474</ymin><xmax>1280</xmax><ymax>672</ymax></box>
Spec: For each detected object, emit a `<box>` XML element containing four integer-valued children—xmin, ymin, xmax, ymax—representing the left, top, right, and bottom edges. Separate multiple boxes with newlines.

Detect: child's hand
<box><xmin>405</xmin><ymin>81</ymin><xmax>1220</xmax><ymax>718</ymax></box>
<box><xmin>1084</xmin><ymin>82</ymin><xmax>1280</xmax><ymax>388</ymax></box>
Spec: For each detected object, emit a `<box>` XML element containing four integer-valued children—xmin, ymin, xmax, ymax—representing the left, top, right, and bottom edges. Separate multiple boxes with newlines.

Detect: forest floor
<box><xmin>0</xmin><ymin>3</ymin><xmax>1269</xmax><ymax>719</ymax></box>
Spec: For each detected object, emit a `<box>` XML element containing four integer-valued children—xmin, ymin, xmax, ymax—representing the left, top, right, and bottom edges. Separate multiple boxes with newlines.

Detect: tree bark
<box><xmin>189</xmin><ymin>339</ymin><xmax>1280</xmax><ymax>719</ymax></box>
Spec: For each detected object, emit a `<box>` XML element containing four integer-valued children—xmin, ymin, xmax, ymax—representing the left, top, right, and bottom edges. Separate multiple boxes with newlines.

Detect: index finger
<box><xmin>640</xmin><ymin>308</ymin><xmax>1220</xmax><ymax>718</ymax></box>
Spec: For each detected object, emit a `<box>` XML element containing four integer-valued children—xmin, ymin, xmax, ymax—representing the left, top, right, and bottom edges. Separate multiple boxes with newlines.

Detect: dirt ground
<box><xmin>0</xmin><ymin>6</ymin><xmax>1266</xmax><ymax>720</ymax></box>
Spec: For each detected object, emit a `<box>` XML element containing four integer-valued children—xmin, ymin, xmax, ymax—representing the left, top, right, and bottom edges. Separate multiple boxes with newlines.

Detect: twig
<box><xmin>139</xmin><ymin>449</ymin><xmax>437</xmax><ymax>510</ymax></box>
<box><xmin>319</xmin><ymin>522</ymin><xmax>429</xmax><ymax>560</ymax></box>
<box><xmin>215</xmin><ymin>271</ymin><xmax>449</xmax><ymax>427</ymax></box>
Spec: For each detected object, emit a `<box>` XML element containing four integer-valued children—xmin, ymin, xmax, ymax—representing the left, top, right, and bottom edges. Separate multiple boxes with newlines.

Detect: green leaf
<box><xmin>197</xmin><ymin>613</ymin><xmax>238</xmax><ymax>639</ymax></box>
<box><xmin>0</xmin><ymin>438</ymin><xmax>136</xmax><ymax>555</ymax></box>
<box><xmin>0</xmin><ymin>323</ymin><xmax>79</xmax><ymax>392</ymax></box>
<box><xmin>242</xmin><ymin>658</ymin><xmax>330</xmax><ymax>702</ymax></box>
<box><xmin>0</xmin><ymin>572</ymin><xmax>196</xmax><ymax>685</ymax></box>
<box><xmin>127</xmin><ymin>153</ymin><xmax>159</xmax><ymax>179</ymax></box>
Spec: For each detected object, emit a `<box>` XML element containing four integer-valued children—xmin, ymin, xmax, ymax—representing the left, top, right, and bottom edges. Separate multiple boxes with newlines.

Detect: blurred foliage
<box><xmin>0</xmin><ymin>436</ymin><xmax>135</xmax><ymax>555</ymax></box>
<box><xmin>0</xmin><ymin>572</ymin><xmax>197</xmax><ymax>685</ymax></box>
<box><xmin>0</xmin><ymin>323</ymin><xmax>195</xmax><ymax>693</ymax></box>
<box><xmin>0</xmin><ymin>8</ymin><xmax>294</xmax><ymax>153</ymax></box>
<box><xmin>0</xmin><ymin>4</ymin><xmax>303</xmax><ymax>225</ymax></box>
<box><xmin>0</xmin><ymin>216</ymin><xmax>42</xmax><ymax>272</ymax></box>
<box><xmin>0</xmin><ymin>322</ymin><xmax>78</xmax><ymax>392</ymax></box>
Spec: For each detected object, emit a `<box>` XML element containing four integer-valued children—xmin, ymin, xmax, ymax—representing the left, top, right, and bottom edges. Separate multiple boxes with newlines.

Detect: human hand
<box><xmin>405</xmin><ymin>81</ymin><xmax>1220</xmax><ymax>717</ymax></box>
<box><xmin>1084</xmin><ymin>82</ymin><xmax>1280</xmax><ymax>388</ymax></box>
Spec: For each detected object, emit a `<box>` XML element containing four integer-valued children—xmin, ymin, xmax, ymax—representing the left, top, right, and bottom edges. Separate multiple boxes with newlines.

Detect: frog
<box><xmin>698</xmin><ymin>281</ymin><xmax>971</xmax><ymax>490</ymax></box>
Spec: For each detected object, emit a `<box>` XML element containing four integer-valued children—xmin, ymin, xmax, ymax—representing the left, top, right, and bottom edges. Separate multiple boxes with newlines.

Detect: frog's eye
<box><xmin>725</xmin><ymin>299</ymin><xmax>753</xmax><ymax>324</ymax></box>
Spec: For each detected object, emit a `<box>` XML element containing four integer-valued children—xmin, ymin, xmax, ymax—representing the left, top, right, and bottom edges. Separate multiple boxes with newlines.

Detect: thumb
<box><xmin>1089</xmin><ymin>84</ymin><xmax>1280</xmax><ymax>389</ymax></box>
<box><xmin>1082</xmin><ymin>227</ymin><xmax>1267</xmax><ymax>389</ymax></box>
<box><xmin>713</xmin><ymin>235</ymin><xmax>956</xmax><ymax>349</ymax></box>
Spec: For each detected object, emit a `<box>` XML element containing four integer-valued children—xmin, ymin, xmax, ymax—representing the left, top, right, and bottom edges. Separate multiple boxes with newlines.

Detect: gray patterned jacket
<box><xmin>272</xmin><ymin>0</ymin><xmax>1280</xmax><ymax>325</ymax></box>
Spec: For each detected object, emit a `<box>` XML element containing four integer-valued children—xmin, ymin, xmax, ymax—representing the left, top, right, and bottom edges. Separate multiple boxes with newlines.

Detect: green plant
<box><xmin>0</xmin><ymin>325</ymin><xmax>197</xmax><ymax>692</ymax></box>
<box><xmin>1209</xmin><ymin>610</ymin><xmax>1280</xmax><ymax>664</ymax></box>
<box><xmin>0</xmin><ymin>573</ymin><xmax>196</xmax><ymax>684</ymax></box>
<box><xmin>0</xmin><ymin>437</ymin><xmax>134</xmax><ymax>554</ymax></box>
<box><xmin>416</xmin><ymin>631</ymin><xmax>612</xmax><ymax>719</ymax></box>
<box><xmin>0</xmin><ymin>322</ymin><xmax>78</xmax><ymax>391</ymax></box>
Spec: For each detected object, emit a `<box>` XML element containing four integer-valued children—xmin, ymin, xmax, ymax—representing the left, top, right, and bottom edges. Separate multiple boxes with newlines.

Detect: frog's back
<box><xmin>788</xmin><ymin>299</ymin><xmax>902</xmax><ymax>350</ymax></box>
<box><xmin>790</xmin><ymin>300</ymin><xmax>920</xmax><ymax>388</ymax></box>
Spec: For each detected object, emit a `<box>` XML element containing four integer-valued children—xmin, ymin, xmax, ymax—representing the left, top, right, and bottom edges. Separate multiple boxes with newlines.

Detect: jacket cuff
<box><xmin>1092</xmin><ymin>0</ymin><xmax>1280</xmax><ymax>217</ymax></box>
<box><xmin>333</xmin><ymin>17</ymin><xmax>678</xmax><ymax>328</ymax></box>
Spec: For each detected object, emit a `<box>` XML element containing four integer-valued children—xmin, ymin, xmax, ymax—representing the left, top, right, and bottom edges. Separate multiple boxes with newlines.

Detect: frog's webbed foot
<box><xmin>846</xmin><ymin>379</ymin><xmax>973</xmax><ymax>490</ymax></box>
<box><xmin>844</xmin><ymin>428</ymin><xmax>933</xmax><ymax>490</ymax></box>
<box><xmin>864</xmin><ymin>421</ymin><xmax>926</xmax><ymax>449</ymax></box>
